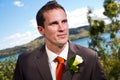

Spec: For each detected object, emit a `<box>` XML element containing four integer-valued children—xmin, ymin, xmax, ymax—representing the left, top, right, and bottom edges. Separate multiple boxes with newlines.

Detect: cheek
<box><xmin>64</xmin><ymin>23</ymin><xmax>69</xmax><ymax>29</ymax></box>
<box><xmin>45</xmin><ymin>28</ymin><xmax>56</xmax><ymax>35</ymax></box>
<box><xmin>64</xmin><ymin>25</ymin><xmax>69</xmax><ymax>31</ymax></box>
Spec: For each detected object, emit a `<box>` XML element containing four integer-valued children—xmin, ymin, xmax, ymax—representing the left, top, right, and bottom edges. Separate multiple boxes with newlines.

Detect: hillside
<box><xmin>0</xmin><ymin>25</ymin><xmax>89</xmax><ymax>58</ymax></box>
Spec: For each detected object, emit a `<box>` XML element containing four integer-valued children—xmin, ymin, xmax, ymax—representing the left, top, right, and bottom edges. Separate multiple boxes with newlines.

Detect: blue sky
<box><xmin>0</xmin><ymin>0</ymin><xmax>105</xmax><ymax>50</ymax></box>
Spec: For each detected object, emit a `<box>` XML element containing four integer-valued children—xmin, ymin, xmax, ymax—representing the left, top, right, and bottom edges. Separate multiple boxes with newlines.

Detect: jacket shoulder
<box><xmin>70</xmin><ymin>42</ymin><xmax>97</xmax><ymax>56</ymax></box>
<box><xmin>18</xmin><ymin>45</ymin><xmax>45</xmax><ymax>61</ymax></box>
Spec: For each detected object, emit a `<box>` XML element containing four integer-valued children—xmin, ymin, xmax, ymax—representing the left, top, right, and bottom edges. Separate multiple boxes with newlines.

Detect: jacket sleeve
<box><xmin>91</xmin><ymin>53</ymin><xmax>107</xmax><ymax>80</ymax></box>
<box><xmin>13</xmin><ymin>56</ymin><xmax>24</xmax><ymax>80</ymax></box>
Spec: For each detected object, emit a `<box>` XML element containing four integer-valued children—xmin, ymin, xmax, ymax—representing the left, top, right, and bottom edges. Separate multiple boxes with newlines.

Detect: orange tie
<box><xmin>56</xmin><ymin>56</ymin><xmax>65</xmax><ymax>80</ymax></box>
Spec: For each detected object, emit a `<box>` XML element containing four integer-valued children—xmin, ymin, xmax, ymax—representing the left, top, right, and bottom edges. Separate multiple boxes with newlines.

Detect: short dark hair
<box><xmin>36</xmin><ymin>1</ymin><xmax>66</xmax><ymax>27</ymax></box>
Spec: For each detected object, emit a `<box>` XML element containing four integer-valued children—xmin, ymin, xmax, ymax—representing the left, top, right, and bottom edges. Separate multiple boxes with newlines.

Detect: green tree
<box><xmin>87</xmin><ymin>0</ymin><xmax>120</xmax><ymax>80</ymax></box>
<box><xmin>0</xmin><ymin>57</ymin><xmax>17</xmax><ymax>80</ymax></box>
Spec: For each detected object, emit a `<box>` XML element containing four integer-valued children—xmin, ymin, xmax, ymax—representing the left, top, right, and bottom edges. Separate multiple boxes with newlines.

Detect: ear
<box><xmin>38</xmin><ymin>26</ymin><xmax>45</xmax><ymax>35</ymax></box>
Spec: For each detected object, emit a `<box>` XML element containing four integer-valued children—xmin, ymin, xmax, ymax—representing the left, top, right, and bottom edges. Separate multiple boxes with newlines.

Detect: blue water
<box><xmin>0</xmin><ymin>54</ymin><xmax>19</xmax><ymax>62</ymax></box>
<box><xmin>72</xmin><ymin>32</ymin><xmax>113</xmax><ymax>47</ymax></box>
<box><xmin>72</xmin><ymin>37</ymin><xmax>90</xmax><ymax>47</ymax></box>
<box><xmin>0</xmin><ymin>32</ymin><xmax>120</xmax><ymax>61</ymax></box>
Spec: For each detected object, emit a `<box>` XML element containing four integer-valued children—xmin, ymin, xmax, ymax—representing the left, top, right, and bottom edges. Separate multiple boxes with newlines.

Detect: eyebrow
<box><xmin>49</xmin><ymin>21</ymin><xmax>58</xmax><ymax>25</ymax></box>
<box><xmin>49</xmin><ymin>18</ymin><xmax>68</xmax><ymax>25</ymax></box>
<box><xmin>62</xmin><ymin>19</ymin><xmax>67</xmax><ymax>23</ymax></box>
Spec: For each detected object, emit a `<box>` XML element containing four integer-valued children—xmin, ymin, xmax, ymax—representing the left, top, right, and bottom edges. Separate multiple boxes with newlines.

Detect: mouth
<box><xmin>57</xmin><ymin>33</ymin><xmax>67</xmax><ymax>38</ymax></box>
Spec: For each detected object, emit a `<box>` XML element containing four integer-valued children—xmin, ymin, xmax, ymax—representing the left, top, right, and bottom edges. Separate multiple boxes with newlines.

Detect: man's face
<box><xmin>39</xmin><ymin>8</ymin><xmax>69</xmax><ymax>47</ymax></box>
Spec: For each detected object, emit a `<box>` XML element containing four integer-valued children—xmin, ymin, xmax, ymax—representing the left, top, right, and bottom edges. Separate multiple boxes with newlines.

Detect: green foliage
<box><xmin>87</xmin><ymin>0</ymin><xmax>120</xmax><ymax>80</ymax></box>
<box><xmin>87</xmin><ymin>9</ymin><xmax>107</xmax><ymax>55</ymax></box>
<box><xmin>103</xmin><ymin>0</ymin><xmax>120</xmax><ymax>19</ymax></box>
<box><xmin>101</xmin><ymin>52</ymin><xmax>120</xmax><ymax>80</ymax></box>
<box><xmin>104</xmin><ymin>0</ymin><xmax>120</xmax><ymax>39</ymax></box>
<box><xmin>0</xmin><ymin>56</ymin><xmax>17</xmax><ymax>80</ymax></box>
<box><xmin>88</xmin><ymin>16</ymin><xmax>106</xmax><ymax>36</ymax></box>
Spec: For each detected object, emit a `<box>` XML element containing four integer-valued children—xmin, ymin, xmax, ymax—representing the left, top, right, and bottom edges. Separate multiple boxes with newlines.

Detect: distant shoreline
<box><xmin>0</xmin><ymin>36</ymin><xmax>89</xmax><ymax>59</ymax></box>
<box><xmin>0</xmin><ymin>26</ymin><xmax>90</xmax><ymax>58</ymax></box>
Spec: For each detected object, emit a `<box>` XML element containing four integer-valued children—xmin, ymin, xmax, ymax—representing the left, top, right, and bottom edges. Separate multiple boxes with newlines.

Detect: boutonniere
<box><xmin>68</xmin><ymin>55</ymin><xmax>83</xmax><ymax>73</ymax></box>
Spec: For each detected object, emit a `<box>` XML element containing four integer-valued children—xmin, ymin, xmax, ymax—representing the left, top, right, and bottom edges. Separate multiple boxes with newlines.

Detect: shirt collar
<box><xmin>46</xmin><ymin>42</ymin><xmax>69</xmax><ymax>63</ymax></box>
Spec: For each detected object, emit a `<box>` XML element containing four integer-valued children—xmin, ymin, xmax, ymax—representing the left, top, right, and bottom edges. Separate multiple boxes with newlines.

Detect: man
<box><xmin>13</xmin><ymin>1</ymin><xmax>107</xmax><ymax>80</ymax></box>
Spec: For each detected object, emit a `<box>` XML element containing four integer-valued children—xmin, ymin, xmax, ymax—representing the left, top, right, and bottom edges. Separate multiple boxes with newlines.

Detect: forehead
<box><xmin>43</xmin><ymin>8</ymin><xmax>67</xmax><ymax>19</ymax></box>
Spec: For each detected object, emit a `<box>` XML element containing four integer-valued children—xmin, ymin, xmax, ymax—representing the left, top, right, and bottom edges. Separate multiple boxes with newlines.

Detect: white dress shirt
<box><xmin>45</xmin><ymin>42</ymin><xmax>69</xmax><ymax>80</ymax></box>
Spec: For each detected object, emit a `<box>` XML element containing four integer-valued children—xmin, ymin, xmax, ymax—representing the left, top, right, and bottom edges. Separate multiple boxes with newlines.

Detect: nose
<box><xmin>58</xmin><ymin>23</ymin><xmax>64</xmax><ymax>31</ymax></box>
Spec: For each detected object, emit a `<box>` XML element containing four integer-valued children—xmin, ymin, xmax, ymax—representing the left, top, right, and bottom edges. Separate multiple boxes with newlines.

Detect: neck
<box><xmin>46</xmin><ymin>42</ymin><xmax>67</xmax><ymax>55</ymax></box>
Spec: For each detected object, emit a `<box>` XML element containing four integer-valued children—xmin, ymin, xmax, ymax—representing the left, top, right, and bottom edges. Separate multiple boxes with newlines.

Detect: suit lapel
<box><xmin>34</xmin><ymin>45</ymin><xmax>53</xmax><ymax>80</ymax></box>
<box><xmin>62</xmin><ymin>42</ymin><xmax>85</xmax><ymax>80</ymax></box>
<box><xmin>62</xmin><ymin>42</ymin><xmax>78</xmax><ymax>80</ymax></box>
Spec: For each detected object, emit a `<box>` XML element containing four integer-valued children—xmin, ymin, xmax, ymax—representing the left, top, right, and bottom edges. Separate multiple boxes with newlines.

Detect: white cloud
<box><xmin>67</xmin><ymin>7</ymin><xmax>110</xmax><ymax>28</ymax></box>
<box><xmin>67</xmin><ymin>7</ymin><xmax>89</xmax><ymax>28</ymax></box>
<box><xmin>0</xmin><ymin>31</ymin><xmax>40</xmax><ymax>50</ymax></box>
<box><xmin>29</xmin><ymin>19</ymin><xmax>37</xmax><ymax>27</ymax></box>
<box><xmin>91</xmin><ymin>8</ymin><xmax>105</xmax><ymax>19</ymax></box>
<box><xmin>91</xmin><ymin>8</ymin><xmax>111</xmax><ymax>24</ymax></box>
<box><xmin>13</xmin><ymin>1</ymin><xmax>24</xmax><ymax>7</ymax></box>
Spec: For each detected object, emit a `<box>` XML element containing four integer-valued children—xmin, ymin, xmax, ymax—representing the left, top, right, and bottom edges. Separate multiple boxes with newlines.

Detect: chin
<box><xmin>57</xmin><ymin>40</ymin><xmax>68</xmax><ymax>46</ymax></box>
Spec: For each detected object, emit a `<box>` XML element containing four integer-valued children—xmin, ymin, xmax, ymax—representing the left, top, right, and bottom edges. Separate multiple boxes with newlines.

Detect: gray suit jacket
<box><xmin>13</xmin><ymin>42</ymin><xmax>107</xmax><ymax>80</ymax></box>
